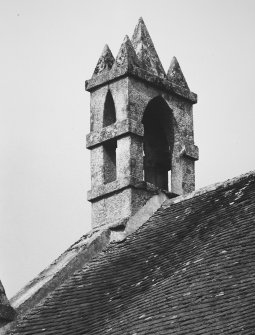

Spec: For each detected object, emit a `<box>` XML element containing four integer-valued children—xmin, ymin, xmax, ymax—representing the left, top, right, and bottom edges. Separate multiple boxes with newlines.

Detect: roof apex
<box><xmin>131</xmin><ymin>17</ymin><xmax>166</xmax><ymax>78</ymax></box>
<box><xmin>92</xmin><ymin>44</ymin><xmax>115</xmax><ymax>78</ymax></box>
<box><xmin>167</xmin><ymin>56</ymin><xmax>189</xmax><ymax>90</ymax></box>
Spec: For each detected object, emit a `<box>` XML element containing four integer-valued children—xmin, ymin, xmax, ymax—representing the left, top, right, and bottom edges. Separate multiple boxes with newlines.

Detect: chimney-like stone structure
<box><xmin>85</xmin><ymin>18</ymin><xmax>199</xmax><ymax>228</ymax></box>
<box><xmin>0</xmin><ymin>280</ymin><xmax>15</xmax><ymax>327</ymax></box>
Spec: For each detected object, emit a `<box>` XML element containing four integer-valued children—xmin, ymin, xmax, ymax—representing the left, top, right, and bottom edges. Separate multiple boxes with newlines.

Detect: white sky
<box><xmin>1</xmin><ymin>0</ymin><xmax>255</xmax><ymax>298</ymax></box>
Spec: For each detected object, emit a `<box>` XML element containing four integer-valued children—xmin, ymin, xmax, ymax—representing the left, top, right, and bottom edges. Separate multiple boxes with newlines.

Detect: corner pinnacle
<box><xmin>111</xmin><ymin>35</ymin><xmax>141</xmax><ymax>71</ymax></box>
<box><xmin>167</xmin><ymin>56</ymin><xmax>189</xmax><ymax>90</ymax></box>
<box><xmin>131</xmin><ymin>18</ymin><xmax>166</xmax><ymax>78</ymax></box>
<box><xmin>92</xmin><ymin>44</ymin><xmax>115</xmax><ymax>77</ymax></box>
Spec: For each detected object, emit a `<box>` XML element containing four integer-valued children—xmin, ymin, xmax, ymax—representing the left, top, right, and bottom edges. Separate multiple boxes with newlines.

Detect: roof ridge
<box><xmin>162</xmin><ymin>169</ymin><xmax>255</xmax><ymax>209</ymax></box>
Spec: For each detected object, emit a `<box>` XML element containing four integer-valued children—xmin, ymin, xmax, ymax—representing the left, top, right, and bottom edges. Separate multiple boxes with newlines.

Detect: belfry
<box><xmin>85</xmin><ymin>18</ymin><xmax>199</xmax><ymax>227</ymax></box>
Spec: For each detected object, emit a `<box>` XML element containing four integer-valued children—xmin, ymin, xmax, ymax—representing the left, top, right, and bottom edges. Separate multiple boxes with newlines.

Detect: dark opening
<box><xmin>103</xmin><ymin>139</ymin><xmax>117</xmax><ymax>184</ymax></box>
<box><xmin>103</xmin><ymin>91</ymin><xmax>116</xmax><ymax>127</ymax></box>
<box><xmin>142</xmin><ymin>96</ymin><xmax>174</xmax><ymax>191</ymax></box>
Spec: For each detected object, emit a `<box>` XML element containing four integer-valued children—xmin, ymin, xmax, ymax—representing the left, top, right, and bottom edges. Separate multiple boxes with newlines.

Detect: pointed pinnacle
<box><xmin>167</xmin><ymin>56</ymin><xmax>189</xmax><ymax>90</ymax></box>
<box><xmin>92</xmin><ymin>44</ymin><xmax>115</xmax><ymax>77</ymax></box>
<box><xmin>138</xmin><ymin>17</ymin><xmax>145</xmax><ymax>25</ymax></box>
<box><xmin>131</xmin><ymin>18</ymin><xmax>166</xmax><ymax>78</ymax></box>
<box><xmin>111</xmin><ymin>35</ymin><xmax>141</xmax><ymax>71</ymax></box>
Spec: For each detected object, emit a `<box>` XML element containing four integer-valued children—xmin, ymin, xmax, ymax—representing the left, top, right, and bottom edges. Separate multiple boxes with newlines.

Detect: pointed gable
<box><xmin>111</xmin><ymin>35</ymin><xmax>141</xmax><ymax>71</ymax></box>
<box><xmin>92</xmin><ymin>44</ymin><xmax>115</xmax><ymax>77</ymax></box>
<box><xmin>131</xmin><ymin>17</ymin><xmax>166</xmax><ymax>78</ymax></box>
<box><xmin>167</xmin><ymin>56</ymin><xmax>189</xmax><ymax>90</ymax></box>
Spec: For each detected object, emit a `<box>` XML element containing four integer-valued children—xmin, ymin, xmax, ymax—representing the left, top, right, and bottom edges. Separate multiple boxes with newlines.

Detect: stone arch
<box><xmin>103</xmin><ymin>90</ymin><xmax>116</xmax><ymax>127</ymax></box>
<box><xmin>142</xmin><ymin>96</ymin><xmax>174</xmax><ymax>191</ymax></box>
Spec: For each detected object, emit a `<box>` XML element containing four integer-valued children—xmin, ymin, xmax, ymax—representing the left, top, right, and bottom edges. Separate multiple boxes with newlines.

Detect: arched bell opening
<box><xmin>103</xmin><ymin>91</ymin><xmax>116</xmax><ymax>127</ymax></box>
<box><xmin>142</xmin><ymin>96</ymin><xmax>174</xmax><ymax>191</ymax></box>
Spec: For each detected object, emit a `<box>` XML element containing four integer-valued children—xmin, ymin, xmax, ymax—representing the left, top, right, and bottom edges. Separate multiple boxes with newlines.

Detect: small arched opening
<box><xmin>142</xmin><ymin>96</ymin><xmax>174</xmax><ymax>191</ymax></box>
<box><xmin>103</xmin><ymin>139</ymin><xmax>117</xmax><ymax>184</ymax></box>
<box><xmin>103</xmin><ymin>91</ymin><xmax>116</xmax><ymax>127</ymax></box>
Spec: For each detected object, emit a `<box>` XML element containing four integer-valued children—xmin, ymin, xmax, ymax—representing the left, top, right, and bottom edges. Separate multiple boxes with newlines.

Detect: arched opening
<box><xmin>103</xmin><ymin>91</ymin><xmax>116</xmax><ymax>127</ymax></box>
<box><xmin>142</xmin><ymin>96</ymin><xmax>174</xmax><ymax>191</ymax></box>
<box><xmin>103</xmin><ymin>139</ymin><xmax>117</xmax><ymax>184</ymax></box>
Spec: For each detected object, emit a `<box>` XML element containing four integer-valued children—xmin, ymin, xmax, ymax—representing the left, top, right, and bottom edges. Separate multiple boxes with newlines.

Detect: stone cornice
<box><xmin>85</xmin><ymin>64</ymin><xmax>197</xmax><ymax>104</ymax></box>
<box><xmin>182</xmin><ymin>143</ymin><xmax>199</xmax><ymax>161</ymax></box>
<box><xmin>87</xmin><ymin>177</ymin><xmax>178</xmax><ymax>202</ymax></box>
<box><xmin>86</xmin><ymin>119</ymin><xmax>143</xmax><ymax>149</ymax></box>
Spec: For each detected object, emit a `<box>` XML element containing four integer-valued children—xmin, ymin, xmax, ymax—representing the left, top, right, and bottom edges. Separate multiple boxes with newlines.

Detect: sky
<box><xmin>1</xmin><ymin>0</ymin><xmax>255</xmax><ymax>298</ymax></box>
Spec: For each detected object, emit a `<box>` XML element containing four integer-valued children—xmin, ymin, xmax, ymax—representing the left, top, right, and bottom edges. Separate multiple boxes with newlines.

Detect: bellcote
<box><xmin>85</xmin><ymin>18</ymin><xmax>199</xmax><ymax>228</ymax></box>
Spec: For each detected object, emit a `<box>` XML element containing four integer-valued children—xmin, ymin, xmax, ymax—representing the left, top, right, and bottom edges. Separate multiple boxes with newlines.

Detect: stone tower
<box><xmin>85</xmin><ymin>18</ymin><xmax>199</xmax><ymax>228</ymax></box>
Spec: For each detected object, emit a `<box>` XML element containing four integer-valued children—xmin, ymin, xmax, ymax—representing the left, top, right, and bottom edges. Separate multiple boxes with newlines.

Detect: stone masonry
<box><xmin>85</xmin><ymin>18</ymin><xmax>199</xmax><ymax>228</ymax></box>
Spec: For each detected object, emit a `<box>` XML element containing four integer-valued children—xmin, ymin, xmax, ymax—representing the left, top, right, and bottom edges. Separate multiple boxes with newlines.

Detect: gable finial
<box><xmin>167</xmin><ymin>56</ymin><xmax>189</xmax><ymax>90</ymax></box>
<box><xmin>131</xmin><ymin>17</ymin><xmax>166</xmax><ymax>78</ymax></box>
<box><xmin>92</xmin><ymin>44</ymin><xmax>115</xmax><ymax>78</ymax></box>
<box><xmin>111</xmin><ymin>35</ymin><xmax>141</xmax><ymax>71</ymax></box>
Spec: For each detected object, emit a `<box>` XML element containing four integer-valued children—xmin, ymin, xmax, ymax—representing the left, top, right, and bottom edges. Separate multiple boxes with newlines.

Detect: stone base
<box><xmin>90</xmin><ymin>184</ymin><xmax>160</xmax><ymax>228</ymax></box>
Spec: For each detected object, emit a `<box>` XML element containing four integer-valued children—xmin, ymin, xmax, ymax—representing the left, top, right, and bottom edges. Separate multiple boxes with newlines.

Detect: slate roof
<box><xmin>6</xmin><ymin>171</ymin><xmax>255</xmax><ymax>334</ymax></box>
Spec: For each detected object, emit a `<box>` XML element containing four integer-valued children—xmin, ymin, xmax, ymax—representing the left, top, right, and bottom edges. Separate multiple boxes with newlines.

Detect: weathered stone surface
<box><xmin>91</xmin><ymin>188</ymin><xmax>132</xmax><ymax>227</ymax></box>
<box><xmin>86</xmin><ymin>66</ymin><xmax>197</xmax><ymax>104</ymax></box>
<box><xmin>131</xmin><ymin>17</ymin><xmax>166</xmax><ymax>79</ymax></box>
<box><xmin>86</xmin><ymin>19</ymin><xmax>196</xmax><ymax>104</ymax></box>
<box><xmin>86</xmin><ymin>119</ymin><xmax>143</xmax><ymax>149</ymax></box>
<box><xmin>87</xmin><ymin>176</ymin><xmax>161</xmax><ymax>202</ymax></box>
<box><xmin>87</xmin><ymin>74</ymin><xmax>198</xmax><ymax>225</ymax></box>
<box><xmin>127</xmin><ymin>76</ymin><xmax>198</xmax><ymax>195</ymax></box>
<box><xmin>181</xmin><ymin>143</ymin><xmax>199</xmax><ymax>161</ymax></box>
<box><xmin>111</xmin><ymin>35</ymin><xmax>141</xmax><ymax>72</ymax></box>
<box><xmin>90</xmin><ymin>184</ymin><xmax>161</xmax><ymax>228</ymax></box>
<box><xmin>167</xmin><ymin>56</ymin><xmax>189</xmax><ymax>90</ymax></box>
<box><xmin>86</xmin><ymin>19</ymin><xmax>199</xmax><ymax>228</ymax></box>
<box><xmin>116</xmin><ymin>136</ymin><xmax>143</xmax><ymax>181</ymax></box>
<box><xmin>90</xmin><ymin>146</ymin><xmax>104</xmax><ymax>188</ymax></box>
<box><xmin>92</xmin><ymin>44</ymin><xmax>115</xmax><ymax>77</ymax></box>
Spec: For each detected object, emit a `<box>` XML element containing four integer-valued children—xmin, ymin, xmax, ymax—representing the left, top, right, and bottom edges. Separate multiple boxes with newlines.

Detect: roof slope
<box><xmin>8</xmin><ymin>172</ymin><xmax>255</xmax><ymax>334</ymax></box>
